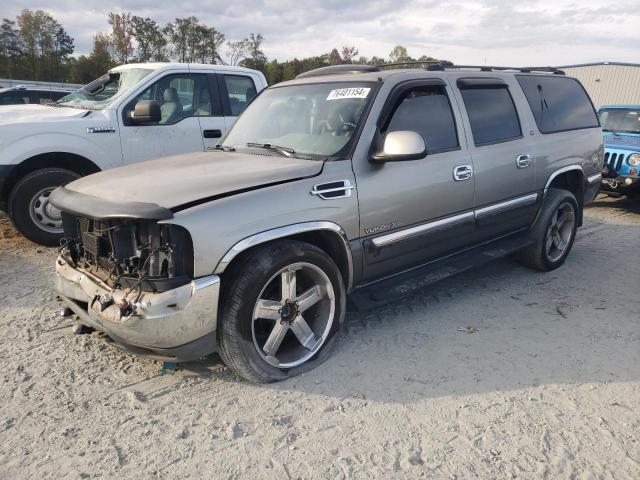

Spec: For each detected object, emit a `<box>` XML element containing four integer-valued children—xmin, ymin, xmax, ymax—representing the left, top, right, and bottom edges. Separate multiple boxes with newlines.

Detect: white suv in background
<box><xmin>0</xmin><ymin>63</ymin><xmax>267</xmax><ymax>245</ymax></box>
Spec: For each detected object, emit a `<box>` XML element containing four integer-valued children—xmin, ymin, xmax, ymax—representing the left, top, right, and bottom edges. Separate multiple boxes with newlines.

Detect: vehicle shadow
<box><xmin>184</xmin><ymin>211</ymin><xmax>640</xmax><ymax>402</ymax></box>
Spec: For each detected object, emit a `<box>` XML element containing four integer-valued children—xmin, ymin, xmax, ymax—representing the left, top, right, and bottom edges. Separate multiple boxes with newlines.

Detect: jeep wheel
<box><xmin>218</xmin><ymin>240</ymin><xmax>345</xmax><ymax>383</ymax></box>
<box><xmin>8</xmin><ymin>168</ymin><xmax>80</xmax><ymax>246</ymax></box>
<box><xmin>516</xmin><ymin>188</ymin><xmax>578</xmax><ymax>272</ymax></box>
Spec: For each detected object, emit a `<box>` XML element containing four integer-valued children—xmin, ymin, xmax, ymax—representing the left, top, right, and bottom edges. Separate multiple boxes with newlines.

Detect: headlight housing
<box><xmin>628</xmin><ymin>153</ymin><xmax>640</xmax><ymax>167</ymax></box>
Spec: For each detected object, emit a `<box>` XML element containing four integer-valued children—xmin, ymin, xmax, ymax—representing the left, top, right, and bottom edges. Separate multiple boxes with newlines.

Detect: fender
<box><xmin>2</xmin><ymin>131</ymin><xmax>122</xmax><ymax>170</ymax></box>
<box><xmin>214</xmin><ymin>221</ymin><xmax>354</xmax><ymax>291</ymax></box>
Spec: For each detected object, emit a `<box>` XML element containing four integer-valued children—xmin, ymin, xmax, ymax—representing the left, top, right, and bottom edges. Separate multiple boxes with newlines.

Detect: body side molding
<box><xmin>214</xmin><ymin>221</ymin><xmax>354</xmax><ymax>291</ymax></box>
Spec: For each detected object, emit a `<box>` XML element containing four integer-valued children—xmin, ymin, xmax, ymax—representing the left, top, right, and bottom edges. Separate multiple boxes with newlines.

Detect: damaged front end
<box><xmin>51</xmin><ymin>187</ymin><xmax>220</xmax><ymax>361</ymax></box>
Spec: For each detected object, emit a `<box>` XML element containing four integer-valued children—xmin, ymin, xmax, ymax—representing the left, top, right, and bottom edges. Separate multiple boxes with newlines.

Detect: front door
<box><xmin>452</xmin><ymin>76</ymin><xmax>537</xmax><ymax>241</ymax></box>
<box><xmin>354</xmin><ymin>80</ymin><xmax>476</xmax><ymax>283</ymax></box>
<box><xmin>119</xmin><ymin>72</ymin><xmax>212</xmax><ymax>164</ymax></box>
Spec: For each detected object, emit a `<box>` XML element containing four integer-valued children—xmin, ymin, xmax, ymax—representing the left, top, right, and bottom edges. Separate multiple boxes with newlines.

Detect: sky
<box><xmin>2</xmin><ymin>0</ymin><xmax>639</xmax><ymax>66</ymax></box>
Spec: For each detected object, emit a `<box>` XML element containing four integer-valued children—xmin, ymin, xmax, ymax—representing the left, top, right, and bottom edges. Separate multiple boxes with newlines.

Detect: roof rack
<box><xmin>296</xmin><ymin>64</ymin><xmax>381</xmax><ymax>79</ymax></box>
<box><xmin>296</xmin><ymin>61</ymin><xmax>565</xmax><ymax>80</ymax></box>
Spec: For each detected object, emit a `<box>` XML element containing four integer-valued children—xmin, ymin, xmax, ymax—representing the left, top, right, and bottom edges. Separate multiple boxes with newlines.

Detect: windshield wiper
<box><xmin>245</xmin><ymin>142</ymin><xmax>295</xmax><ymax>158</ymax></box>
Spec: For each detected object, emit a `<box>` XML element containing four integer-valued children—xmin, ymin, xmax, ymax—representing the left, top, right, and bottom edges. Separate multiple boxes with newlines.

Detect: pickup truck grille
<box><xmin>61</xmin><ymin>214</ymin><xmax>193</xmax><ymax>292</ymax></box>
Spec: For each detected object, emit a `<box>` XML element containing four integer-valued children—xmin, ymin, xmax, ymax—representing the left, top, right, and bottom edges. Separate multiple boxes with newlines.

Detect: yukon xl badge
<box><xmin>87</xmin><ymin>126</ymin><xmax>116</xmax><ymax>134</ymax></box>
<box><xmin>363</xmin><ymin>221</ymin><xmax>399</xmax><ymax>235</ymax></box>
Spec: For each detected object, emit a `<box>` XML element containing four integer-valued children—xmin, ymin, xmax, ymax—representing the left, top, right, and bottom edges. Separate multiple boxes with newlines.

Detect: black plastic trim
<box><xmin>457</xmin><ymin>77</ymin><xmax>508</xmax><ymax>88</ymax></box>
<box><xmin>50</xmin><ymin>186</ymin><xmax>173</xmax><ymax>221</ymax></box>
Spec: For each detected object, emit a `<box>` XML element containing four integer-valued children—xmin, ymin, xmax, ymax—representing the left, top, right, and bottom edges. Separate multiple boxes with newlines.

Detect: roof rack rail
<box><xmin>296</xmin><ymin>64</ymin><xmax>381</xmax><ymax>79</ymax></box>
<box><xmin>423</xmin><ymin>62</ymin><xmax>565</xmax><ymax>75</ymax></box>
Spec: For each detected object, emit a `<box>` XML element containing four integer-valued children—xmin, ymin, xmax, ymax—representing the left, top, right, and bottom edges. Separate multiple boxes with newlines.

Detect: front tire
<box><xmin>8</xmin><ymin>168</ymin><xmax>80</xmax><ymax>246</ymax></box>
<box><xmin>516</xmin><ymin>188</ymin><xmax>579</xmax><ymax>272</ymax></box>
<box><xmin>218</xmin><ymin>240</ymin><xmax>346</xmax><ymax>383</ymax></box>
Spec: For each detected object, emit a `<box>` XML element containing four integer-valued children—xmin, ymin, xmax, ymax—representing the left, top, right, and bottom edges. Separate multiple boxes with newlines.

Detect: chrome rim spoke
<box><xmin>296</xmin><ymin>285</ymin><xmax>325</xmax><ymax>312</ymax></box>
<box><xmin>290</xmin><ymin>315</ymin><xmax>321</xmax><ymax>350</ymax></box>
<box><xmin>545</xmin><ymin>202</ymin><xmax>575</xmax><ymax>262</ymax></box>
<box><xmin>545</xmin><ymin>230</ymin><xmax>554</xmax><ymax>254</ymax></box>
<box><xmin>281</xmin><ymin>270</ymin><xmax>297</xmax><ymax>301</ymax></box>
<box><xmin>255</xmin><ymin>299</ymin><xmax>282</xmax><ymax>320</ymax></box>
<box><xmin>262</xmin><ymin>322</ymin><xmax>288</xmax><ymax>357</ymax></box>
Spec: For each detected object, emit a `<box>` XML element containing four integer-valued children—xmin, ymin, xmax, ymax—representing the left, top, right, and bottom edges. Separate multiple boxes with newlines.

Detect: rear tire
<box><xmin>217</xmin><ymin>239</ymin><xmax>346</xmax><ymax>383</ymax></box>
<box><xmin>8</xmin><ymin>168</ymin><xmax>80</xmax><ymax>246</ymax></box>
<box><xmin>516</xmin><ymin>188</ymin><xmax>579</xmax><ymax>272</ymax></box>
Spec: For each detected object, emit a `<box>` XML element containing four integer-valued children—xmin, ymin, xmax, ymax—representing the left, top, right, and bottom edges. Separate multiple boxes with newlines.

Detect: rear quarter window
<box><xmin>516</xmin><ymin>75</ymin><xmax>599</xmax><ymax>134</ymax></box>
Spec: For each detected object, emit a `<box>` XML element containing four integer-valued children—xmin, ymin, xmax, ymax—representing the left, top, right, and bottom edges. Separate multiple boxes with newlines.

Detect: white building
<box><xmin>557</xmin><ymin>62</ymin><xmax>640</xmax><ymax>108</ymax></box>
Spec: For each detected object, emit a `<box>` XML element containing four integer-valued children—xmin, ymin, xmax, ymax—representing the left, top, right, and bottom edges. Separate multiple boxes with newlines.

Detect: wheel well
<box><xmin>1</xmin><ymin>153</ymin><xmax>101</xmax><ymax>207</ymax></box>
<box><xmin>220</xmin><ymin>230</ymin><xmax>352</xmax><ymax>291</ymax></box>
<box><xmin>547</xmin><ymin>169</ymin><xmax>584</xmax><ymax>225</ymax></box>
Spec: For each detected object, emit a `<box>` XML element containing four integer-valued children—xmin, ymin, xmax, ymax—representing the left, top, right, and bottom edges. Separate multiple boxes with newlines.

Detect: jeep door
<box><xmin>354</xmin><ymin>79</ymin><xmax>476</xmax><ymax>282</ymax></box>
<box><xmin>119</xmin><ymin>72</ymin><xmax>213</xmax><ymax>164</ymax></box>
<box><xmin>451</xmin><ymin>76</ymin><xmax>538</xmax><ymax>241</ymax></box>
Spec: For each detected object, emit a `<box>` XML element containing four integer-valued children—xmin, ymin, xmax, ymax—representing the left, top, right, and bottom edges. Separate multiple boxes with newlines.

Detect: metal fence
<box><xmin>0</xmin><ymin>78</ymin><xmax>83</xmax><ymax>90</ymax></box>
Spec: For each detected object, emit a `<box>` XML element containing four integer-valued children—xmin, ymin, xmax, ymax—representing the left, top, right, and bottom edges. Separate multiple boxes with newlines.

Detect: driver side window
<box><xmin>385</xmin><ymin>85</ymin><xmax>459</xmax><ymax>154</ymax></box>
<box><xmin>126</xmin><ymin>73</ymin><xmax>213</xmax><ymax>125</ymax></box>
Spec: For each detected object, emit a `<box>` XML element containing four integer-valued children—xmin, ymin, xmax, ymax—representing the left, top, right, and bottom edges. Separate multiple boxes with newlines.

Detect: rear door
<box><xmin>187</xmin><ymin>67</ymin><xmax>228</xmax><ymax>152</ymax></box>
<box><xmin>354</xmin><ymin>79</ymin><xmax>476</xmax><ymax>282</ymax></box>
<box><xmin>218</xmin><ymin>73</ymin><xmax>260</xmax><ymax>131</ymax></box>
<box><xmin>452</xmin><ymin>76</ymin><xmax>538</xmax><ymax>242</ymax></box>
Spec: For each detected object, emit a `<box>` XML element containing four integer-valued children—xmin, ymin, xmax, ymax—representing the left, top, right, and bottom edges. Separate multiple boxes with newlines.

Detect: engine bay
<box><xmin>60</xmin><ymin>214</ymin><xmax>193</xmax><ymax>294</ymax></box>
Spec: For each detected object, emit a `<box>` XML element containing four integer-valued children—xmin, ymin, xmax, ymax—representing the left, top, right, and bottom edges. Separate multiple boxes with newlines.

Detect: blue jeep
<box><xmin>598</xmin><ymin>106</ymin><xmax>640</xmax><ymax>197</ymax></box>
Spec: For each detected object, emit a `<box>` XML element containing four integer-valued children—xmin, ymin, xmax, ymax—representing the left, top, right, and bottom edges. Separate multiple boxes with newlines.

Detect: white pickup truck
<box><xmin>0</xmin><ymin>62</ymin><xmax>267</xmax><ymax>245</ymax></box>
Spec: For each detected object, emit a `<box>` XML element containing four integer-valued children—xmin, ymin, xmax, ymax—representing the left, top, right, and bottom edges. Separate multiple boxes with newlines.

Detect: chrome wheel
<box><xmin>545</xmin><ymin>201</ymin><xmax>575</xmax><ymax>262</ymax></box>
<box><xmin>29</xmin><ymin>187</ymin><xmax>62</xmax><ymax>234</ymax></box>
<box><xmin>252</xmin><ymin>262</ymin><xmax>335</xmax><ymax>369</ymax></box>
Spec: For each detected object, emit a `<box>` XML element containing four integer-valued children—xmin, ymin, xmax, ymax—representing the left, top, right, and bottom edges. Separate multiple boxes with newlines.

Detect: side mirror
<box><xmin>371</xmin><ymin>130</ymin><xmax>427</xmax><ymax>163</ymax></box>
<box><xmin>131</xmin><ymin>100</ymin><xmax>161</xmax><ymax>124</ymax></box>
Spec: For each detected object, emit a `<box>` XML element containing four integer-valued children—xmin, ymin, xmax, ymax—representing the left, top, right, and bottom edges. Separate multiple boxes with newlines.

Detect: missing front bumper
<box><xmin>55</xmin><ymin>256</ymin><xmax>220</xmax><ymax>361</ymax></box>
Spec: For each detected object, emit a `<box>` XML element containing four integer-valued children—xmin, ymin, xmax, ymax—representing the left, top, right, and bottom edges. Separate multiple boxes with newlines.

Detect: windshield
<box><xmin>56</xmin><ymin>68</ymin><xmax>153</xmax><ymax>110</ymax></box>
<box><xmin>598</xmin><ymin>108</ymin><xmax>640</xmax><ymax>134</ymax></box>
<box><xmin>222</xmin><ymin>82</ymin><xmax>376</xmax><ymax>158</ymax></box>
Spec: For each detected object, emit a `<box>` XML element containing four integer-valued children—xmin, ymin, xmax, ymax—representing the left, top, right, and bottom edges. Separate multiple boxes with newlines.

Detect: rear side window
<box><xmin>460</xmin><ymin>86</ymin><xmax>522</xmax><ymax>146</ymax></box>
<box><xmin>385</xmin><ymin>85</ymin><xmax>459</xmax><ymax>153</ymax></box>
<box><xmin>224</xmin><ymin>75</ymin><xmax>257</xmax><ymax>116</ymax></box>
<box><xmin>516</xmin><ymin>75</ymin><xmax>599</xmax><ymax>134</ymax></box>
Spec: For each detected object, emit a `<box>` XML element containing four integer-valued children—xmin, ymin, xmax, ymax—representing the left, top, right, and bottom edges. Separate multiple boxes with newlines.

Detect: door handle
<box><xmin>453</xmin><ymin>164</ymin><xmax>473</xmax><ymax>181</ymax></box>
<box><xmin>516</xmin><ymin>154</ymin><xmax>532</xmax><ymax>169</ymax></box>
<box><xmin>203</xmin><ymin>129</ymin><xmax>222</xmax><ymax>139</ymax></box>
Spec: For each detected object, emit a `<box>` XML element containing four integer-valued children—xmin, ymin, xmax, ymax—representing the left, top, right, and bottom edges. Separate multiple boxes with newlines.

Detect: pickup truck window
<box><xmin>516</xmin><ymin>75</ymin><xmax>599</xmax><ymax>134</ymax></box>
<box><xmin>461</xmin><ymin>87</ymin><xmax>522</xmax><ymax>146</ymax></box>
<box><xmin>125</xmin><ymin>73</ymin><xmax>213</xmax><ymax>125</ymax></box>
<box><xmin>222</xmin><ymin>82</ymin><xmax>376</xmax><ymax>158</ymax></box>
<box><xmin>385</xmin><ymin>85</ymin><xmax>459</xmax><ymax>153</ymax></box>
<box><xmin>56</xmin><ymin>68</ymin><xmax>152</xmax><ymax>110</ymax></box>
<box><xmin>223</xmin><ymin>75</ymin><xmax>257</xmax><ymax>116</ymax></box>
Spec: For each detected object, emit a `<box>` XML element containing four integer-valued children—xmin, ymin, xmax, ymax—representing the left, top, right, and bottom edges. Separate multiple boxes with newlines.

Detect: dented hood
<box><xmin>61</xmin><ymin>151</ymin><xmax>324</xmax><ymax>212</ymax></box>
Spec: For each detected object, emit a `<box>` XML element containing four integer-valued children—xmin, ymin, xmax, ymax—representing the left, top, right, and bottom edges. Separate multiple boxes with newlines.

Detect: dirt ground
<box><xmin>0</xmin><ymin>196</ymin><xmax>639</xmax><ymax>479</ymax></box>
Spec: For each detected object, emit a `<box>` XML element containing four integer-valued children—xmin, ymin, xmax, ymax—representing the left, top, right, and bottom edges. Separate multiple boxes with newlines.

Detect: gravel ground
<box><xmin>0</xmin><ymin>196</ymin><xmax>639</xmax><ymax>479</ymax></box>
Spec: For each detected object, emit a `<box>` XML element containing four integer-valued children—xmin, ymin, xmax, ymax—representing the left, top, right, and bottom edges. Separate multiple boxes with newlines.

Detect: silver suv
<box><xmin>52</xmin><ymin>63</ymin><xmax>603</xmax><ymax>382</ymax></box>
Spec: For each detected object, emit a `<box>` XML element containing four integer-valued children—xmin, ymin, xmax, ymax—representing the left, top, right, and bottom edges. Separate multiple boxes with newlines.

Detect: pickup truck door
<box><xmin>354</xmin><ymin>79</ymin><xmax>476</xmax><ymax>283</ymax></box>
<box><xmin>451</xmin><ymin>76</ymin><xmax>537</xmax><ymax>242</ymax></box>
<box><xmin>119</xmin><ymin>72</ymin><xmax>210</xmax><ymax>164</ymax></box>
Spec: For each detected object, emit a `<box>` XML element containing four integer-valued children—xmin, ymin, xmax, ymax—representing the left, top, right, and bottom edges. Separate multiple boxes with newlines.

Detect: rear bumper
<box><xmin>54</xmin><ymin>256</ymin><xmax>220</xmax><ymax>362</ymax></box>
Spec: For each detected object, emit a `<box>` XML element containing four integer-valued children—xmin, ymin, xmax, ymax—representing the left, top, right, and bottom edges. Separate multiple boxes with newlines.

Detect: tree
<box><xmin>226</xmin><ymin>39</ymin><xmax>248</xmax><ymax>66</ymax></box>
<box><xmin>328</xmin><ymin>48</ymin><xmax>342</xmax><ymax>65</ymax></box>
<box><xmin>240</xmin><ymin>33</ymin><xmax>266</xmax><ymax>71</ymax></box>
<box><xmin>0</xmin><ymin>19</ymin><xmax>23</xmax><ymax>78</ymax></box>
<box><xmin>108</xmin><ymin>12</ymin><xmax>134</xmax><ymax>63</ymax></box>
<box><xmin>340</xmin><ymin>46</ymin><xmax>358</xmax><ymax>64</ymax></box>
<box><xmin>388</xmin><ymin>45</ymin><xmax>410</xmax><ymax>64</ymax></box>
<box><xmin>131</xmin><ymin>16</ymin><xmax>167</xmax><ymax>62</ymax></box>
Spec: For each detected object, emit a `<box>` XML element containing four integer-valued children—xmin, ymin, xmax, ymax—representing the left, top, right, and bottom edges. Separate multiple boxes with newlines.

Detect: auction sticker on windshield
<box><xmin>327</xmin><ymin>88</ymin><xmax>371</xmax><ymax>100</ymax></box>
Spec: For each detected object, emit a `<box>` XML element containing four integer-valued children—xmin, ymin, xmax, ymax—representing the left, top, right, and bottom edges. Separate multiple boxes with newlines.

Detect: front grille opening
<box><xmin>61</xmin><ymin>213</ymin><xmax>194</xmax><ymax>293</ymax></box>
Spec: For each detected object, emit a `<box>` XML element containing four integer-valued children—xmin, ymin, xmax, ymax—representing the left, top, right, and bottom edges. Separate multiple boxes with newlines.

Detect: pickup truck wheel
<box><xmin>8</xmin><ymin>168</ymin><xmax>80</xmax><ymax>246</ymax></box>
<box><xmin>218</xmin><ymin>240</ymin><xmax>345</xmax><ymax>383</ymax></box>
<box><xmin>516</xmin><ymin>188</ymin><xmax>578</xmax><ymax>272</ymax></box>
